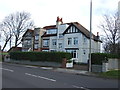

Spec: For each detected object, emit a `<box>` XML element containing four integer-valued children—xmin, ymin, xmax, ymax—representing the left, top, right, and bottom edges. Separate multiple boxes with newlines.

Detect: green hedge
<box><xmin>91</xmin><ymin>53</ymin><xmax>120</xmax><ymax>65</ymax></box>
<box><xmin>9</xmin><ymin>51</ymin><xmax>72</xmax><ymax>63</ymax></box>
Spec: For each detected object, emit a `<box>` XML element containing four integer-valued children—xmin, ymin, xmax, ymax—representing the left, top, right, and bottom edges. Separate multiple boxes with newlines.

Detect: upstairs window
<box><xmin>68</xmin><ymin>38</ymin><xmax>72</xmax><ymax>45</ymax></box>
<box><xmin>35</xmin><ymin>35</ymin><xmax>39</xmax><ymax>40</ymax></box>
<box><xmin>52</xmin><ymin>39</ymin><xmax>57</xmax><ymax>46</ymax></box>
<box><xmin>83</xmin><ymin>35</ymin><xmax>87</xmax><ymax>43</ymax></box>
<box><xmin>46</xmin><ymin>29</ymin><xmax>57</xmax><ymax>34</ymax></box>
<box><xmin>73</xmin><ymin>37</ymin><xmax>78</xmax><ymax>45</ymax></box>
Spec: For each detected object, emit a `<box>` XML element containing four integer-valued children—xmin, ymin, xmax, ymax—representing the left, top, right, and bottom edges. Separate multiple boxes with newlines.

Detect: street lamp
<box><xmin>89</xmin><ymin>0</ymin><xmax>92</xmax><ymax>72</ymax></box>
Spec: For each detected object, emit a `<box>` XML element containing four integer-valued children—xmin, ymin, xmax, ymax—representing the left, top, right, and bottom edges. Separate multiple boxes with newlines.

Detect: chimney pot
<box><xmin>97</xmin><ymin>32</ymin><xmax>99</xmax><ymax>36</ymax></box>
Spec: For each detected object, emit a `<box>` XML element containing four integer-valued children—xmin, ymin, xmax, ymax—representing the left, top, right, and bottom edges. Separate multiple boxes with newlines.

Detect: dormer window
<box><xmin>46</xmin><ymin>29</ymin><xmax>57</xmax><ymax>34</ymax></box>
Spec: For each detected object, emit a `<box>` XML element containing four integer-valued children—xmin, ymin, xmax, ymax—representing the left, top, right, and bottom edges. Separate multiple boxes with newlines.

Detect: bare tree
<box><xmin>99</xmin><ymin>12</ymin><xmax>120</xmax><ymax>54</ymax></box>
<box><xmin>0</xmin><ymin>11</ymin><xmax>34</xmax><ymax>50</ymax></box>
<box><xmin>0</xmin><ymin>24</ymin><xmax>13</xmax><ymax>51</ymax></box>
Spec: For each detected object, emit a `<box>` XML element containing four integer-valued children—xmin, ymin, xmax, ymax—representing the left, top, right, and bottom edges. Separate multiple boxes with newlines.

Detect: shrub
<box><xmin>9</xmin><ymin>51</ymin><xmax>72</xmax><ymax>63</ymax></box>
<box><xmin>91</xmin><ymin>53</ymin><xmax>120</xmax><ymax>65</ymax></box>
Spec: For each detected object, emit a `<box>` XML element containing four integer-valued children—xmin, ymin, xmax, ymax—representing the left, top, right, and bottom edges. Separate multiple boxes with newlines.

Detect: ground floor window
<box><xmin>66</xmin><ymin>49</ymin><xmax>78</xmax><ymax>58</ymax></box>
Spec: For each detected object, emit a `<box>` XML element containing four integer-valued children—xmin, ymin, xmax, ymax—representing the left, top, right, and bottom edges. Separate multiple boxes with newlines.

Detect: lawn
<box><xmin>99</xmin><ymin>70</ymin><xmax>120</xmax><ymax>79</ymax></box>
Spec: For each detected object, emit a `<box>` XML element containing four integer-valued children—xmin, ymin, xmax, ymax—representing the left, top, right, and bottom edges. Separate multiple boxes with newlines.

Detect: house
<box><xmin>34</xmin><ymin>28</ymin><xmax>46</xmax><ymax>51</ymax></box>
<box><xmin>41</xmin><ymin>17</ymin><xmax>102</xmax><ymax>63</ymax></box>
<box><xmin>21</xmin><ymin>29</ymin><xmax>34</xmax><ymax>51</ymax></box>
<box><xmin>22</xmin><ymin>17</ymin><xmax>102</xmax><ymax>63</ymax></box>
<box><xmin>22</xmin><ymin>28</ymin><xmax>46</xmax><ymax>52</ymax></box>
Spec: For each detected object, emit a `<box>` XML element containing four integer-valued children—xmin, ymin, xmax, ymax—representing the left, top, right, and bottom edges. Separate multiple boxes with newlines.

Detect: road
<box><xmin>1</xmin><ymin>62</ymin><xmax>119</xmax><ymax>89</ymax></box>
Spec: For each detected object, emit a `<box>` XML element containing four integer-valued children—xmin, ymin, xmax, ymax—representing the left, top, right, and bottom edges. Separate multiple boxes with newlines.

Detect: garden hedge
<box><xmin>9</xmin><ymin>51</ymin><xmax>72</xmax><ymax>63</ymax></box>
<box><xmin>91</xmin><ymin>53</ymin><xmax>120</xmax><ymax>65</ymax></box>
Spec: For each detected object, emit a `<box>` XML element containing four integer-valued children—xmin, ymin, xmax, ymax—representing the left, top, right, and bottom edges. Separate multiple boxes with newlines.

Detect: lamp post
<box><xmin>89</xmin><ymin>0</ymin><xmax>92</xmax><ymax>72</ymax></box>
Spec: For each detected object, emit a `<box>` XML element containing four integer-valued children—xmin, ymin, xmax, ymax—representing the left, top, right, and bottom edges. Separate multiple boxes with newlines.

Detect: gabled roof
<box><xmin>63</xmin><ymin>22</ymin><xmax>102</xmax><ymax>42</ymax></box>
<box><xmin>22</xmin><ymin>29</ymin><xmax>34</xmax><ymax>38</ymax></box>
<box><xmin>21</xmin><ymin>29</ymin><xmax>34</xmax><ymax>41</ymax></box>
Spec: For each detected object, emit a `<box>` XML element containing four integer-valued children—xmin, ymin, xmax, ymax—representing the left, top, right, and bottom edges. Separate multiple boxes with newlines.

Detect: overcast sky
<box><xmin>0</xmin><ymin>0</ymin><xmax>120</xmax><ymax>50</ymax></box>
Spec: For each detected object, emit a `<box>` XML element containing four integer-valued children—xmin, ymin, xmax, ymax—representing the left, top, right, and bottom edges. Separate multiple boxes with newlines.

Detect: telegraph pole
<box><xmin>89</xmin><ymin>0</ymin><xmax>92</xmax><ymax>72</ymax></box>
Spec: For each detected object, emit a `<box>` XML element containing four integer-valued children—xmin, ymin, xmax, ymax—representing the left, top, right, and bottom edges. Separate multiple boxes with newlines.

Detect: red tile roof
<box><xmin>41</xmin><ymin>32</ymin><xmax>57</xmax><ymax>37</ymax></box>
<box><xmin>43</xmin><ymin>25</ymin><xmax>57</xmax><ymax>30</ymax></box>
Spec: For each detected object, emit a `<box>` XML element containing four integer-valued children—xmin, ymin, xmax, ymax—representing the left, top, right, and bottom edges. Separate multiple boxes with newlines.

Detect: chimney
<box><xmin>97</xmin><ymin>32</ymin><xmax>99</xmax><ymax>36</ymax></box>
<box><xmin>56</xmin><ymin>16</ymin><xmax>63</xmax><ymax>27</ymax></box>
<box><xmin>97</xmin><ymin>32</ymin><xmax>99</xmax><ymax>40</ymax></box>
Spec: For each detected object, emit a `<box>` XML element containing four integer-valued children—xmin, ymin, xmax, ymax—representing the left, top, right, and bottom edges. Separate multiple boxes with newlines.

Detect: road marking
<box><xmin>72</xmin><ymin>85</ymin><xmax>81</xmax><ymax>88</ymax></box>
<box><xmin>25</xmin><ymin>73</ymin><xmax>56</xmax><ymax>82</ymax></box>
<box><xmin>72</xmin><ymin>85</ymin><xmax>90</xmax><ymax>90</ymax></box>
<box><xmin>80</xmin><ymin>87</ymin><xmax>90</xmax><ymax>90</ymax></box>
<box><xmin>25</xmin><ymin>65</ymin><xmax>38</xmax><ymax>68</ymax></box>
<box><xmin>0</xmin><ymin>68</ymin><xmax>14</xmax><ymax>72</ymax></box>
<box><xmin>41</xmin><ymin>67</ymin><xmax>53</xmax><ymax>70</ymax></box>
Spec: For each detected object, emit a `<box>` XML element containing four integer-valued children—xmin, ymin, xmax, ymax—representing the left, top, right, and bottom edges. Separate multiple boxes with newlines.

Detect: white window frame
<box><xmin>58</xmin><ymin>43</ymin><xmax>62</xmax><ymax>48</ymax></box>
<box><xmin>46</xmin><ymin>29</ymin><xmax>57</xmax><ymax>34</ymax></box>
<box><xmin>35</xmin><ymin>35</ymin><xmax>39</xmax><ymax>40</ymax></box>
<box><xmin>73</xmin><ymin>37</ymin><xmax>78</xmax><ymax>45</ymax></box>
<box><xmin>43</xmin><ymin>39</ymin><xmax>49</xmax><ymax>47</ymax></box>
<box><xmin>68</xmin><ymin>38</ymin><xmax>72</xmax><ymax>45</ymax></box>
<box><xmin>66</xmin><ymin>50</ymin><xmax>78</xmax><ymax>58</ymax></box>
<box><xmin>52</xmin><ymin>39</ymin><xmax>57</xmax><ymax>46</ymax></box>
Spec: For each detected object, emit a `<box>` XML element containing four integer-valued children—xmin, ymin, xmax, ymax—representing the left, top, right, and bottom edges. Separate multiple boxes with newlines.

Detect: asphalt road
<box><xmin>1</xmin><ymin>62</ymin><xmax>119</xmax><ymax>89</ymax></box>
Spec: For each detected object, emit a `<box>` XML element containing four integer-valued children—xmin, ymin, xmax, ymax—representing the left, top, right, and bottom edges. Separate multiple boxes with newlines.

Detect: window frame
<box><xmin>68</xmin><ymin>38</ymin><xmax>72</xmax><ymax>45</ymax></box>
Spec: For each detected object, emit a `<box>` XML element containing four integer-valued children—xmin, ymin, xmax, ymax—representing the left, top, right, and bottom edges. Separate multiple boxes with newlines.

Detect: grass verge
<box><xmin>99</xmin><ymin>70</ymin><xmax>120</xmax><ymax>79</ymax></box>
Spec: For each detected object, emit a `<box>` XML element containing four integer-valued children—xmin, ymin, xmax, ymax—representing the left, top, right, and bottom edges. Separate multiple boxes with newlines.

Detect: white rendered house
<box><xmin>41</xmin><ymin>17</ymin><xmax>102</xmax><ymax>63</ymax></box>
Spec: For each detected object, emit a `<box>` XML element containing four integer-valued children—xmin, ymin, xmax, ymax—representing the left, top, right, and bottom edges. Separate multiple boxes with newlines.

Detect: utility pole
<box><xmin>89</xmin><ymin>0</ymin><xmax>92</xmax><ymax>72</ymax></box>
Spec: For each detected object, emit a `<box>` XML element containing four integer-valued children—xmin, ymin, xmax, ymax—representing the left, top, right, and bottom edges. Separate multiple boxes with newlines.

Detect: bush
<box><xmin>9</xmin><ymin>51</ymin><xmax>72</xmax><ymax>63</ymax></box>
<box><xmin>91</xmin><ymin>53</ymin><xmax>120</xmax><ymax>65</ymax></box>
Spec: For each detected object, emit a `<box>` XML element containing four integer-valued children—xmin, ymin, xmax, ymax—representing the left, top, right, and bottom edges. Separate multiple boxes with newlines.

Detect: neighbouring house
<box><xmin>22</xmin><ymin>17</ymin><xmax>102</xmax><ymax>63</ymax></box>
<box><xmin>34</xmin><ymin>28</ymin><xmax>46</xmax><ymax>51</ymax></box>
<box><xmin>21</xmin><ymin>28</ymin><xmax>46</xmax><ymax>52</ymax></box>
<box><xmin>21</xmin><ymin>29</ymin><xmax>34</xmax><ymax>51</ymax></box>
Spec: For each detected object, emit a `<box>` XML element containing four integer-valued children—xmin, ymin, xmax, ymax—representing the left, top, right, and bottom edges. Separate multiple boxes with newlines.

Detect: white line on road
<box><xmin>80</xmin><ymin>87</ymin><xmax>90</xmax><ymax>90</ymax></box>
<box><xmin>25</xmin><ymin>65</ymin><xmax>38</xmax><ymax>68</ymax></box>
<box><xmin>41</xmin><ymin>67</ymin><xmax>53</xmax><ymax>70</ymax></box>
<box><xmin>0</xmin><ymin>68</ymin><xmax>14</xmax><ymax>72</ymax></box>
<box><xmin>25</xmin><ymin>73</ymin><xmax>56</xmax><ymax>82</ymax></box>
<box><xmin>72</xmin><ymin>85</ymin><xmax>81</xmax><ymax>88</ymax></box>
<box><xmin>72</xmin><ymin>85</ymin><xmax>90</xmax><ymax>90</ymax></box>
